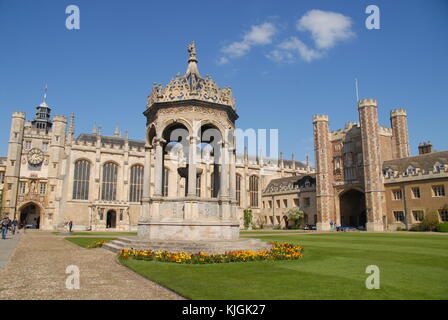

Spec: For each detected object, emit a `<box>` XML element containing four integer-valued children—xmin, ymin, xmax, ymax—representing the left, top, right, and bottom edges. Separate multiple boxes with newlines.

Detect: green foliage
<box><xmin>422</xmin><ymin>211</ymin><xmax>440</xmax><ymax>231</ymax></box>
<box><xmin>286</xmin><ymin>208</ymin><xmax>305</xmax><ymax>229</ymax></box>
<box><xmin>243</xmin><ymin>209</ymin><xmax>253</xmax><ymax>230</ymax></box>
<box><xmin>409</xmin><ymin>224</ymin><xmax>425</xmax><ymax>232</ymax></box>
<box><xmin>65</xmin><ymin>237</ymin><xmax>117</xmax><ymax>248</ymax></box>
<box><xmin>436</xmin><ymin>223</ymin><xmax>448</xmax><ymax>233</ymax></box>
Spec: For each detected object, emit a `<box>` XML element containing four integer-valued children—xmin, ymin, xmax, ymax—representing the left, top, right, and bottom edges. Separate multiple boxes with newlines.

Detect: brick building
<box><xmin>313</xmin><ymin>99</ymin><xmax>448</xmax><ymax>231</ymax></box>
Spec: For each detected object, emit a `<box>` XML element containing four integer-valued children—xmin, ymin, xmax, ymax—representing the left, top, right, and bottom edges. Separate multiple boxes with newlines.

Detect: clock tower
<box><xmin>1</xmin><ymin>92</ymin><xmax>68</xmax><ymax>229</ymax></box>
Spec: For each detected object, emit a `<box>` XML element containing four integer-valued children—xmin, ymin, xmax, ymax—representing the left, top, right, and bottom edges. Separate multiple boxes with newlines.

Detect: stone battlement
<box><xmin>53</xmin><ymin>115</ymin><xmax>67</xmax><ymax>123</ymax></box>
<box><xmin>313</xmin><ymin>114</ymin><xmax>329</xmax><ymax>122</ymax></box>
<box><xmin>358</xmin><ymin>98</ymin><xmax>377</xmax><ymax>108</ymax></box>
<box><xmin>12</xmin><ymin>111</ymin><xmax>26</xmax><ymax>119</ymax></box>
<box><xmin>390</xmin><ymin>109</ymin><xmax>407</xmax><ymax>117</ymax></box>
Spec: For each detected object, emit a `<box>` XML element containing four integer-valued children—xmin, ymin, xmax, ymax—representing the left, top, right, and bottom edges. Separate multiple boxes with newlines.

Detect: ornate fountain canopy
<box><xmin>147</xmin><ymin>41</ymin><xmax>236</xmax><ymax>110</ymax></box>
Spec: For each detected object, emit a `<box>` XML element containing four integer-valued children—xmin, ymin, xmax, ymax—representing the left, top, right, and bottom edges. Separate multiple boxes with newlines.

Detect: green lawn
<box><xmin>57</xmin><ymin>231</ymin><xmax>137</xmax><ymax>236</ymax></box>
<box><xmin>119</xmin><ymin>233</ymin><xmax>448</xmax><ymax>300</ymax></box>
<box><xmin>240</xmin><ymin>230</ymin><xmax>307</xmax><ymax>234</ymax></box>
<box><xmin>65</xmin><ymin>237</ymin><xmax>117</xmax><ymax>248</ymax></box>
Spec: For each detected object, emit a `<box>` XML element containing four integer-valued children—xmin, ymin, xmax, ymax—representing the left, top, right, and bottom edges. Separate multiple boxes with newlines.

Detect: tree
<box><xmin>286</xmin><ymin>208</ymin><xmax>305</xmax><ymax>229</ymax></box>
<box><xmin>422</xmin><ymin>210</ymin><xmax>440</xmax><ymax>231</ymax></box>
<box><xmin>243</xmin><ymin>209</ymin><xmax>253</xmax><ymax>230</ymax></box>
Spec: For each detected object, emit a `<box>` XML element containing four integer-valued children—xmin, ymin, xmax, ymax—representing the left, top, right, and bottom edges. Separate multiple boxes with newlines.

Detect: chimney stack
<box><xmin>418</xmin><ymin>141</ymin><xmax>433</xmax><ymax>155</ymax></box>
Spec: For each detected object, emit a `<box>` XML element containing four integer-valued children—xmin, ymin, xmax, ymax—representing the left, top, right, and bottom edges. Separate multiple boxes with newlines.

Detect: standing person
<box><xmin>11</xmin><ymin>219</ymin><xmax>18</xmax><ymax>235</ymax></box>
<box><xmin>1</xmin><ymin>217</ymin><xmax>10</xmax><ymax>239</ymax></box>
<box><xmin>68</xmin><ymin>220</ymin><xmax>73</xmax><ymax>233</ymax></box>
<box><xmin>330</xmin><ymin>221</ymin><xmax>334</xmax><ymax>232</ymax></box>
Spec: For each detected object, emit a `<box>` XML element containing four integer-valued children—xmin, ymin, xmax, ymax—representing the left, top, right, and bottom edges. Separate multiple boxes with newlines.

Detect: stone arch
<box><xmin>72</xmin><ymin>157</ymin><xmax>93</xmax><ymax>165</ymax></box>
<box><xmin>194</xmin><ymin>120</ymin><xmax>227</xmax><ymax>143</ymax></box>
<box><xmin>160</xmin><ymin>118</ymin><xmax>192</xmax><ymax>140</ymax></box>
<box><xmin>18</xmin><ymin>201</ymin><xmax>44</xmax><ymax>229</ymax></box>
<box><xmin>339</xmin><ymin>189</ymin><xmax>366</xmax><ymax>228</ymax></box>
<box><xmin>146</xmin><ymin>124</ymin><xmax>157</xmax><ymax>146</ymax></box>
<box><xmin>106</xmin><ymin>209</ymin><xmax>117</xmax><ymax>228</ymax></box>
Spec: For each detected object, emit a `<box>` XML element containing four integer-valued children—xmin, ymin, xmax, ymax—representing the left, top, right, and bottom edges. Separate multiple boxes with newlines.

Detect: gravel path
<box><xmin>0</xmin><ymin>231</ymin><xmax>183</xmax><ymax>300</ymax></box>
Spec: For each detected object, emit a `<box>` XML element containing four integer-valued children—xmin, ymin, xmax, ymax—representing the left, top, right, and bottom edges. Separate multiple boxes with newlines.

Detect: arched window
<box><xmin>73</xmin><ymin>160</ymin><xmax>90</xmax><ymax>200</ymax></box>
<box><xmin>236</xmin><ymin>174</ymin><xmax>242</xmax><ymax>206</ymax></box>
<box><xmin>129</xmin><ymin>165</ymin><xmax>144</xmax><ymax>202</ymax></box>
<box><xmin>163</xmin><ymin>168</ymin><xmax>169</xmax><ymax>197</ymax></box>
<box><xmin>101</xmin><ymin>162</ymin><xmax>118</xmax><ymax>201</ymax></box>
<box><xmin>249</xmin><ymin>175</ymin><xmax>259</xmax><ymax>207</ymax></box>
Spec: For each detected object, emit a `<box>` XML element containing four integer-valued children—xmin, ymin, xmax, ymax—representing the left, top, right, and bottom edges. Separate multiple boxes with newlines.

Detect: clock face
<box><xmin>28</xmin><ymin>148</ymin><xmax>44</xmax><ymax>165</ymax></box>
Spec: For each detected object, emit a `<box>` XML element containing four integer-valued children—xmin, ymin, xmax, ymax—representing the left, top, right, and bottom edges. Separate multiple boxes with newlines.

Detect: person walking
<box><xmin>1</xmin><ymin>217</ymin><xmax>11</xmax><ymax>239</ymax></box>
<box><xmin>68</xmin><ymin>220</ymin><xmax>73</xmax><ymax>233</ymax></box>
<box><xmin>11</xmin><ymin>219</ymin><xmax>18</xmax><ymax>235</ymax></box>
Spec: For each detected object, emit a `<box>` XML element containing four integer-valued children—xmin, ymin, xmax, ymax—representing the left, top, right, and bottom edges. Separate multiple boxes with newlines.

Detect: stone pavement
<box><xmin>0</xmin><ymin>231</ymin><xmax>183</xmax><ymax>300</ymax></box>
<box><xmin>0</xmin><ymin>231</ymin><xmax>21</xmax><ymax>270</ymax></box>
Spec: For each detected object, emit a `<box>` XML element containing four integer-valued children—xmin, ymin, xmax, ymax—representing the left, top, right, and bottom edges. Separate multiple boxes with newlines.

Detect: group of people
<box><xmin>0</xmin><ymin>217</ymin><xmax>20</xmax><ymax>240</ymax></box>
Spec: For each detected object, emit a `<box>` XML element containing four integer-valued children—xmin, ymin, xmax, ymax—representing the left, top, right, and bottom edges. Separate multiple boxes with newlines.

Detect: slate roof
<box><xmin>264</xmin><ymin>174</ymin><xmax>316</xmax><ymax>194</ymax></box>
<box><xmin>383</xmin><ymin>150</ymin><xmax>448</xmax><ymax>172</ymax></box>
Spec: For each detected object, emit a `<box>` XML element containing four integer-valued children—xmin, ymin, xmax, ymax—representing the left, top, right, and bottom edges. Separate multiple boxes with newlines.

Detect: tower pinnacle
<box><xmin>185</xmin><ymin>41</ymin><xmax>202</xmax><ymax>90</ymax></box>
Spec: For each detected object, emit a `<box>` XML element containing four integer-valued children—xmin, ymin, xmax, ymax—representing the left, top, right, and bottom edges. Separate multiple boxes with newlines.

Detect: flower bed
<box><xmin>87</xmin><ymin>240</ymin><xmax>107</xmax><ymax>248</ymax></box>
<box><xmin>118</xmin><ymin>242</ymin><xmax>303</xmax><ymax>264</ymax></box>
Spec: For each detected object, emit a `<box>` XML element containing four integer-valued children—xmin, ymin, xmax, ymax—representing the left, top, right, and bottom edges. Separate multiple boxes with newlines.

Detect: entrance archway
<box><xmin>20</xmin><ymin>203</ymin><xmax>41</xmax><ymax>229</ymax></box>
<box><xmin>106</xmin><ymin>210</ymin><xmax>117</xmax><ymax>228</ymax></box>
<box><xmin>339</xmin><ymin>189</ymin><xmax>366</xmax><ymax>228</ymax></box>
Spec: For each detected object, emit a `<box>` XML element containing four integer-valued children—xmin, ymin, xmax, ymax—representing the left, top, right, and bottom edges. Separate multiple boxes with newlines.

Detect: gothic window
<box><xmin>163</xmin><ymin>168</ymin><xmax>169</xmax><ymax>197</ymax></box>
<box><xmin>19</xmin><ymin>182</ymin><xmax>26</xmax><ymax>194</ymax></box>
<box><xmin>0</xmin><ymin>172</ymin><xmax>4</xmax><ymax>184</ymax></box>
<box><xmin>101</xmin><ymin>162</ymin><xmax>118</xmax><ymax>201</ymax></box>
<box><xmin>249</xmin><ymin>175</ymin><xmax>259</xmax><ymax>207</ymax></box>
<box><xmin>39</xmin><ymin>183</ymin><xmax>46</xmax><ymax>195</ymax></box>
<box><xmin>129</xmin><ymin>165</ymin><xmax>144</xmax><ymax>202</ymax></box>
<box><xmin>236</xmin><ymin>174</ymin><xmax>242</xmax><ymax>206</ymax></box>
<box><xmin>25</xmin><ymin>141</ymin><xmax>31</xmax><ymax>150</ymax></box>
<box><xmin>73</xmin><ymin>160</ymin><xmax>91</xmax><ymax>200</ymax></box>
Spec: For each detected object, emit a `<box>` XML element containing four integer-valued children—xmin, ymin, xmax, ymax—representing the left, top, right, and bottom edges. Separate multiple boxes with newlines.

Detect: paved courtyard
<box><xmin>0</xmin><ymin>231</ymin><xmax>182</xmax><ymax>300</ymax></box>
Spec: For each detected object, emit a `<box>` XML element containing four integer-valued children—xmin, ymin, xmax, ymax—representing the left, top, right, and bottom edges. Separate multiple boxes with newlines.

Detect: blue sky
<box><xmin>1</xmin><ymin>0</ymin><xmax>447</xmax><ymax>164</ymax></box>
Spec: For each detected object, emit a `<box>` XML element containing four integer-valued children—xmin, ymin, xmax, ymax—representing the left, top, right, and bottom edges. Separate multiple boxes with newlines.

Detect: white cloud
<box><xmin>268</xmin><ymin>37</ymin><xmax>322</xmax><ymax>63</ymax></box>
<box><xmin>219</xmin><ymin>10</ymin><xmax>354</xmax><ymax>65</ymax></box>
<box><xmin>297</xmin><ymin>9</ymin><xmax>354</xmax><ymax>49</ymax></box>
<box><xmin>268</xmin><ymin>10</ymin><xmax>354</xmax><ymax>63</ymax></box>
<box><xmin>219</xmin><ymin>22</ymin><xmax>277</xmax><ymax>64</ymax></box>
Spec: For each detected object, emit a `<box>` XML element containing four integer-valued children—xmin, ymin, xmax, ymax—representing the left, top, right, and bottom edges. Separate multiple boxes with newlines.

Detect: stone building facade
<box><xmin>0</xmin><ymin>42</ymin><xmax>312</xmax><ymax>231</ymax></box>
<box><xmin>313</xmin><ymin>99</ymin><xmax>448</xmax><ymax>231</ymax></box>
<box><xmin>261</xmin><ymin>173</ymin><xmax>316</xmax><ymax>228</ymax></box>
